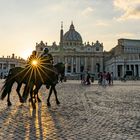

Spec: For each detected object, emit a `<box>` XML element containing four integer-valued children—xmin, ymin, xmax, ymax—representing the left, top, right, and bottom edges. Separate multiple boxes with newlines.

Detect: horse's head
<box><xmin>54</xmin><ymin>62</ymin><xmax>65</xmax><ymax>77</ymax></box>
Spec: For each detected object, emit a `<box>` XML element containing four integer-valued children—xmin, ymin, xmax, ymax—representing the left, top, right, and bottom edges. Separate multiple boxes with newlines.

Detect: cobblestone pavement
<box><xmin>0</xmin><ymin>80</ymin><xmax>140</xmax><ymax>140</ymax></box>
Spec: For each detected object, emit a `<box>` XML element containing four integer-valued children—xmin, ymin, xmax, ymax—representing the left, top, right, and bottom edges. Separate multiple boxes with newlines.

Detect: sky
<box><xmin>0</xmin><ymin>0</ymin><xmax>140</xmax><ymax>59</ymax></box>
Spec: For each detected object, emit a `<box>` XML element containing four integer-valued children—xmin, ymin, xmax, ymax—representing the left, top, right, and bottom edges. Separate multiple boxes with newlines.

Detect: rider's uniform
<box><xmin>41</xmin><ymin>53</ymin><xmax>53</xmax><ymax>65</ymax></box>
<box><xmin>41</xmin><ymin>53</ymin><xmax>58</xmax><ymax>85</ymax></box>
<box><xmin>28</xmin><ymin>54</ymin><xmax>37</xmax><ymax>64</ymax></box>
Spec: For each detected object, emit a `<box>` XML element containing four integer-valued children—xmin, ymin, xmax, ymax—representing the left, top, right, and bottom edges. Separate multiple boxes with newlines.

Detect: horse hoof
<box><xmin>20</xmin><ymin>98</ymin><xmax>24</xmax><ymax>103</ymax></box>
<box><xmin>8</xmin><ymin>102</ymin><xmax>12</xmax><ymax>106</ymax></box>
<box><xmin>32</xmin><ymin>104</ymin><xmax>36</xmax><ymax>109</ymax></box>
<box><xmin>56</xmin><ymin>101</ymin><xmax>60</xmax><ymax>105</ymax></box>
<box><xmin>47</xmin><ymin>102</ymin><xmax>51</xmax><ymax>107</ymax></box>
<box><xmin>29</xmin><ymin>98</ymin><xmax>31</xmax><ymax>102</ymax></box>
<box><xmin>38</xmin><ymin>98</ymin><xmax>41</xmax><ymax>102</ymax></box>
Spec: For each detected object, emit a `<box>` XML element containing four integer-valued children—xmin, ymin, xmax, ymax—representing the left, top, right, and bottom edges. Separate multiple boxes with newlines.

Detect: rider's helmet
<box><xmin>43</xmin><ymin>47</ymin><xmax>49</xmax><ymax>54</ymax></box>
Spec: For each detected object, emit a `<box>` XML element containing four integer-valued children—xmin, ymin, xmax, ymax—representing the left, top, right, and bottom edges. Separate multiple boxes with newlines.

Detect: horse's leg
<box><xmin>36</xmin><ymin>92</ymin><xmax>41</xmax><ymax>102</ymax></box>
<box><xmin>16</xmin><ymin>83</ymin><xmax>24</xmax><ymax>103</ymax></box>
<box><xmin>33</xmin><ymin>87</ymin><xmax>41</xmax><ymax>102</ymax></box>
<box><xmin>7</xmin><ymin>92</ymin><xmax>12</xmax><ymax>106</ymax></box>
<box><xmin>47</xmin><ymin>86</ymin><xmax>53</xmax><ymax>106</ymax></box>
<box><xmin>53</xmin><ymin>85</ymin><xmax>60</xmax><ymax>105</ymax></box>
<box><xmin>29</xmin><ymin>84</ymin><xmax>36</xmax><ymax>109</ymax></box>
<box><xmin>22</xmin><ymin>84</ymin><xmax>30</xmax><ymax>102</ymax></box>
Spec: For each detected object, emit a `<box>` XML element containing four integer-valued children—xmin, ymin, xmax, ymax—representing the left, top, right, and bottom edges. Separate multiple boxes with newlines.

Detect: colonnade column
<box><xmin>85</xmin><ymin>57</ymin><xmax>87</xmax><ymax>71</ymax></box>
<box><xmin>134</xmin><ymin>65</ymin><xmax>136</xmax><ymax>76</ymax></box>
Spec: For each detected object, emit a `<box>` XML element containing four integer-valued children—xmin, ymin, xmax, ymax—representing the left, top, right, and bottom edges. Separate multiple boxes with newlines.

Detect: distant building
<box><xmin>35</xmin><ymin>23</ymin><xmax>140</xmax><ymax>80</ymax></box>
<box><xmin>0</xmin><ymin>53</ymin><xmax>26</xmax><ymax>78</ymax></box>
<box><xmin>105</xmin><ymin>38</ymin><xmax>140</xmax><ymax>79</ymax></box>
<box><xmin>36</xmin><ymin>22</ymin><xmax>104</xmax><ymax>79</ymax></box>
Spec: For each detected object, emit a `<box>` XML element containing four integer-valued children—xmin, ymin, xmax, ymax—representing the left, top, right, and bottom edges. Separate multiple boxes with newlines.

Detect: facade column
<box><xmin>100</xmin><ymin>58</ymin><xmax>103</xmax><ymax>72</ymax></box>
<box><xmin>2</xmin><ymin>63</ymin><xmax>3</xmax><ymax>70</ymax></box>
<box><xmin>130</xmin><ymin>64</ymin><xmax>131</xmax><ymax>71</ymax></box>
<box><xmin>116</xmin><ymin>64</ymin><xmax>118</xmax><ymax>78</ymax></box>
<box><xmin>122</xmin><ymin>64</ymin><xmax>124</xmax><ymax>77</ymax></box>
<box><xmin>114</xmin><ymin>60</ymin><xmax>118</xmax><ymax>78</ymax></box>
<box><xmin>8</xmin><ymin>62</ymin><xmax>10</xmax><ymax>71</ymax></box>
<box><xmin>71</xmin><ymin>57</ymin><xmax>73</xmax><ymax>73</ymax></box>
<box><xmin>134</xmin><ymin>64</ymin><xmax>136</xmax><ymax>76</ymax></box>
<box><xmin>91</xmin><ymin>57</ymin><xmax>94</xmax><ymax>73</ymax></box>
<box><xmin>76</xmin><ymin>57</ymin><xmax>80</xmax><ymax>73</ymax></box>
<box><xmin>64</xmin><ymin>57</ymin><xmax>68</xmax><ymax>75</ymax></box>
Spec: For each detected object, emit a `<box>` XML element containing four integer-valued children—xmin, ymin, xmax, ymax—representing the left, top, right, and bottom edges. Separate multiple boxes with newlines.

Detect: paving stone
<box><xmin>0</xmin><ymin>80</ymin><xmax>140</xmax><ymax>139</ymax></box>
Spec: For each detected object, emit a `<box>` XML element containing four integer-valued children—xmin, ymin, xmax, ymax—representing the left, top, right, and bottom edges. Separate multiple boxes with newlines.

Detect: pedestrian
<box><xmin>98</xmin><ymin>72</ymin><xmax>102</xmax><ymax>85</ymax></box>
<box><xmin>86</xmin><ymin>72</ymin><xmax>91</xmax><ymax>85</ymax></box>
<box><xmin>107</xmin><ymin>72</ymin><xmax>111</xmax><ymax>85</ymax></box>
<box><xmin>102</xmin><ymin>71</ymin><xmax>107</xmax><ymax>87</ymax></box>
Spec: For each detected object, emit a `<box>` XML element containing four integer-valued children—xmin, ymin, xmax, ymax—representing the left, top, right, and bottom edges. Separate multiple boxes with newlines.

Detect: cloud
<box><xmin>113</xmin><ymin>0</ymin><xmax>140</xmax><ymax>21</ymax></box>
<box><xmin>115</xmin><ymin>32</ymin><xmax>135</xmax><ymax>38</ymax></box>
<box><xmin>95</xmin><ymin>20</ymin><xmax>109</xmax><ymax>27</ymax></box>
<box><xmin>82</xmin><ymin>7</ymin><xmax>94</xmax><ymax>16</ymax></box>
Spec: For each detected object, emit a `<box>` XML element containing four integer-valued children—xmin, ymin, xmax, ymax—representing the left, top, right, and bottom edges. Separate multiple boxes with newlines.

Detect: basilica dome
<box><xmin>63</xmin><ymin>23</ymin><xmax>82</xmax><ymax>43</ymax></box>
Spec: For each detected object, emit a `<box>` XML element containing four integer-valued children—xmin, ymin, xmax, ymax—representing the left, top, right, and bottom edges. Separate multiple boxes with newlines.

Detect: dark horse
<box><xmin>1</xmin><ymin>62</ymin><xmax>65</xmax><ymax>108</ymax></box>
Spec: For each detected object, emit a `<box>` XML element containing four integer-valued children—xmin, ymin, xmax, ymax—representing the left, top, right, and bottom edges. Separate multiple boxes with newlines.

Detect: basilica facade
<box><xmin>36</xmin><ymin>22</ymin><xmax>104</xmax><ymax>79</ymax></box>
<box><xmin>35</xmin><ymin>22</ymin><xmax>140</xmax><ymax>80</ymax></box>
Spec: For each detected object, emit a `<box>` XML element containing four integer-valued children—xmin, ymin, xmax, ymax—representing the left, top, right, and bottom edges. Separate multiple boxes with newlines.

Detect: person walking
<box><xmin>86</xmin><ymin>72</ymin><xmax>91</xmax><ymax>85</ymax></box>
<box><xmin>107</xmin><ymin>72</ymin><xmax>111</xmax><ymax>85</ymax></box>
<box><xmin>102</xmin><ymin>71</ymin><xmax>107</xmax><ymax>87</ymax></box>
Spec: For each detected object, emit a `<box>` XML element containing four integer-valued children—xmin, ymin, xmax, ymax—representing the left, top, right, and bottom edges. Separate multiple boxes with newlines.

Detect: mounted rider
<box><xmin>40</xmin><ymin>47</ymin><xmax>58</xmax><ymax>85</ymax></box>
<box><xmin>41</xmin><ymin>47</ymin><xmax>53</xmax><ymax>65</ymax></box>
<box><xmin>27</xmin><ymin>50</ymin><xmax>37</xmax><ymax>64</ymax></box>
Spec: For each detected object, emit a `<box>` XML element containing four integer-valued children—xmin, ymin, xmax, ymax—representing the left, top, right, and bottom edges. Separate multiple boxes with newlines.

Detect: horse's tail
<box><xmin>1</xmin><ymin>70</ymin><xmax>15</xmax><ymax>100</ymax></box>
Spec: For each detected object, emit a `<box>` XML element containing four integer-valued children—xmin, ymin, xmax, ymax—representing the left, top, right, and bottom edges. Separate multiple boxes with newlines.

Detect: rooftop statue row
<box><xmin>36</xmin><ymin>40</ymin><xmax>103</xmax><ymax>47</ymax></box>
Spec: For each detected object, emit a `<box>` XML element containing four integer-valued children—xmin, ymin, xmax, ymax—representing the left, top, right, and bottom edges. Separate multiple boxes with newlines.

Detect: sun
<box><xmin>31</xmin><ymin>59</ymin><xmax>39</xmax><ymax>67</ymax></box>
